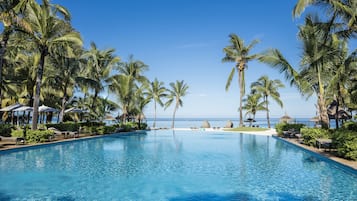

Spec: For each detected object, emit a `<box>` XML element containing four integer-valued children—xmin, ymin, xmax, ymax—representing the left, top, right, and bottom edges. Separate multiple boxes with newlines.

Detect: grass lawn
<box><xmin>223</xmin><ymin>127</ymin><xmax>269</xmax><ymax>132</ymax></box>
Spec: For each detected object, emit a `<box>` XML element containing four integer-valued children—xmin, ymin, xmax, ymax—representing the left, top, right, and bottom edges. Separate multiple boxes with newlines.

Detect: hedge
<box><xmin>300</xmin><ymin>128</ymin><xmax>331</xmax><ymax>146</ymax></box>
<box><xmin>332</xmin><ymin>129</ymin><xmax>357</xmax><ymax>160</ymax></box>
<box><xmin>275</xmin><ymin>123</ymin><xmax>306</xmax><ymax>136</ymax></box>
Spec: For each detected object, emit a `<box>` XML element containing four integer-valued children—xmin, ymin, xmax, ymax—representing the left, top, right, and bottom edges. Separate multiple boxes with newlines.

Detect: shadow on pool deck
<box><xmin>169</xmin><ymin>191</ymin><xmax>319</xmax><ymax>201</ymax></box>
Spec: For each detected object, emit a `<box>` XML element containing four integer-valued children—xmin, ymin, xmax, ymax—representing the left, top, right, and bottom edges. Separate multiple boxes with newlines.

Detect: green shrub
<box><xmin>0</xmin><ymin>124</ymin><xmax>13</xmax><ymax>137</ymax></box>
<box><xmin>79</xmin><ymin>121</ymin><xmax>105</xmax><ymax>127</ymax></box>
<box><xmin>275</xmin><ymin>123</ymin><xmax>306</xmax><ymax>136</ymax></box>
<box><xmin>341</xmin><ymin>121</ymin><xmax>357</xmax><ymax>132</ymax></box>
<box><xmin>104</xmin><ymin>125</ymin><xmax>116</xmax><ymax>134</ymax></box>
<box><xmin>26</xmin><ymin>130</ymin><xmax>54</xmax><ymax>143</ymax></box>
<box><xmin>11</xmin><ymin>129</ymin><xmax>24</xmax><ymax>138</ymax></box>
<box><xmin>301</xmin><ymin>128</ymin><xmax>331</xmax><ymax>146</ymax></box>
<box><xmin>46</xmin><ymin>122</ymin><xmax>80</xmax><ymax>132</ymax></box>
<box><xmin>332</xmin><ymin>130</ymin><xmax>357</xmax><ymax>161</ymax></box>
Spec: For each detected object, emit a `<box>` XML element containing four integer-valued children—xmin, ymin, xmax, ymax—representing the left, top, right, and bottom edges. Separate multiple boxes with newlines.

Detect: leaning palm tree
<box><xmin>251</xmin><ymin>75</ymin><xmax>284</xmax><ymax>128</ymax></box>
<box><xmin>165</xmin><ymin>80</ymin><xmax>189</xmax><ymax>128</ymax></box>
<box><xmin>145</xmin><ymin>78</ymin><xmax>167</xmax><ymax>128</ymax></box>
<box><xmin>222</xmin><ymin>33</ymin><xmax>259</xmax><ymax>127</ymax></box>
<box><xmin>242</xmin><ymin>92</ymin><xmax>265</xmax><ymax>127</ymax></box>
<box><xmin>22</xmin><ymin>0</ymin><xmax>82</xmax><ymax>129</ymax></box>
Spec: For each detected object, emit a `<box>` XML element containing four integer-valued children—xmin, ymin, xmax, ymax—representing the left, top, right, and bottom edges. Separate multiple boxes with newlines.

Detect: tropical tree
<box><xmin>108</xmin><ymin>74</ymin><xmax>134</xmax><ymax>123</ymax></box>
<box><xmin>0</xmin><ymin>0</ymin><xmax>31</xmax><ymax>107</ymax></box>
<box><xmin>81</xmin><ymin>42</ymin><xmax>120</xmax><ymax>111</ymax></box>
<box><xmin>251</xmin><ymin>75</ymin><xmax>284</xmax><ymax>128</ymax></box>
<box><xmin>165</xmin><ymin>80</ymin><xmax>189</xmax><ymax>128</ymax></box>
<box><xmin>222</xmin><ymin>33</ymin><xmax>259</xmax><ymax>127</ymax></box>
<box><xmin>326</xmin><ymin>40</ymin><xmax>357</xmax><ymax>128</ymax></box>
<box><xmin>46</xmin><ymin>41</ymin><xmax>83</xmax><ymax>122</ymax></box>
<box><xmin>117</xmin><ymin>55</ymin><xmax>149</xmax><ymax>85</ymax></box>
<box><xmin>145</xmin><ymin>78</ymin><xmax>167</xmax><ymax>128</ymax></box>
<box><xmin>242</xmin><ymin>92</ymin><xmax>265</xmax><ymax>127</ymax></box>
<box><xmin>293</xmin><ymin>0</ymin><xmax>357</xmax><ymax>37</ymax></box>
<box><xmin>259</xmin><ymin>16</ymin><xmax>337</xmax><ymax>128</ymax></box>
<box><xmin>22</xmin><ymin>0</ymin><xmax>82</xmax><ymax>129</ymax></box>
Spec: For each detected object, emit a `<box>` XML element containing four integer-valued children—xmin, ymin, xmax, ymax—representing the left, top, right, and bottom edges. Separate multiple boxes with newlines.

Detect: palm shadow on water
<box><xmin>169</xmin><ymin>191</ymin><xmax>320</xmax><ymax>201</ymax></box>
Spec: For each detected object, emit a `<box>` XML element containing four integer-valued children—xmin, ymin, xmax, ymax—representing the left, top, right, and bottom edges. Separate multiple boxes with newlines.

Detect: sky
<box><xmin>52</xmin><ymin>0</ymin><xmax>342</xmax><ymax>119</ymax></box>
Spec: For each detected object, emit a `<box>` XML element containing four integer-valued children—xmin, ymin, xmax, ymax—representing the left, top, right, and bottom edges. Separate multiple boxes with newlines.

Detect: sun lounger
<box><xmin>0</xmin><ymin>136</ymin><xmax>25</xmax><ymax>145</ymax></box>
<box><xmin>48</xmin><ymin>127</ymin><xmax>79</xmax><ymax>139</ymax></box>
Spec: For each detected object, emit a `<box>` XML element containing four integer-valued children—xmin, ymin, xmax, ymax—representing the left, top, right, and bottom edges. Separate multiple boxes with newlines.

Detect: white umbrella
<box><xmin>13</xmin><ymin>106</ymin><xmax>33</xmax><ymax>126</ymax></box>
<box><xmin>13</xmin><ymin>106</ymin><xmax>33</xmax><ymax>112</ymax></box>
<box><xmin>65</xmin><ymin>107</ymin><xmax>87</xmax><ymax>113</ymax></box>
<box><xmin>39</xmin><ymin>105</ymin><xmax>59</xmax><ymax>113</ymax></box>
<box><xmin>0</xmin><ymin>103</ymin><xmax>23</xmax><ymax>111</ymax></box>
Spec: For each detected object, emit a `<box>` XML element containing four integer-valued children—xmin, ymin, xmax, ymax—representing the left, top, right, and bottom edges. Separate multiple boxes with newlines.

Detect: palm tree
<box><xmin>326</xmin><ymin>40</ymin><xmax>357</xmax><ymax>128</ymax></box>
<box><xmin>259</xmin><ymin>16</ymin><xmax>336</xmax><ymax>129</ymax></box>
<box><xmin>108</xmin><ymin>74</ymin><xmax>134</xmax><ymax>123</ymax></box>
<box><xmin>47</xmin><ymin>41</ymin><xmax>83</xmax><ymax>122</ymax></box>
<box><xmin>165</xmin><ymin>80</ymin><xmax>189</xmax><ymax>128</ymax></box>
<box><xmin>81</xmin><ymin>42</ymin><xmax>120</xmax><ymax>111</ymax></box>
<box><xmin>145</xmin><ymin>78</ymin><xmax>167</xmax><ymax>128</ymax></box>
<box><xmin>22</xmin><ymin>0</ymin><xmax>82</xmax><ymax>129</ymax></box>
<box><xmin>293</xmin><ymin>0</ymin><xmax>356</xmax><ymax>37</ymax></box>
<box><xmin>242</xmin><ymin>92</ymin><xmax>265</xmax><ymax>127</ymax></box>
<box><xmin>0</xmin><ymin>0</ymin><xmax>32</xmax><ymax>108</ymax></box>
<box><xmin>251</xmin><ymin>76</ymin><xmax>284</xmax><ymax>128</ymax></box>
<box><xmin>222</xmin><ymin>33</ymin><xmax>259</xmax><ymax>127</ymax></box>
<box><xmin>117</xmin><ymin>55</ymin><xmax>149</xmax><ymax>85</ymax></box>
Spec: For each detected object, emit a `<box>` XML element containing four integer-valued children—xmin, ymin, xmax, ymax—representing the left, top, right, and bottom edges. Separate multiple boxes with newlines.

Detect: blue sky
<box><xmin>55</xmin><ymin>0</ymin><xmax>331</xmax><ymax>118</ymax></box>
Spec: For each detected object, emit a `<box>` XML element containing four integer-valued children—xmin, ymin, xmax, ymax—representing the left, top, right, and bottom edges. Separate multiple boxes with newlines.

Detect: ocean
<box><xmin>144</xmin><ymin>117</ymin><xmax>318</xmax><ymax>129</ymax></box>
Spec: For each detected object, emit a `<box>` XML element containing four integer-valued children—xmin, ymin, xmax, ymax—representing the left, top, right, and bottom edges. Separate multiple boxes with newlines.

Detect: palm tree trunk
<box><xmin>171</xmin><ymin>104</ymin><xmax>178</xmax><ymax>128</ymax></box>
<box><xmin>265</xmin><ymin>96</ymin><xmax>271</xmax><ymax>128</ymax></box>
<box><xmin>238</xmin><ymin>69</ymin><xmax>244</xmax><ymax>127</ymax></box>
<box><xmin>0</xmin><ymin>27</ymin><xmax>11</xmax><ymax>108</ymax></box>
<box><xmin>153</xmin><ymin>101</ymin><xmax>157</xmax><ymax>128</ymax></box>
<box><xmin>316</xmin><ymin>68</ymin><xmax>329</xmax><ymax>128</ymax></box>
<box><xmin>318</xmin><ymin>94</ymin><xmax>329</xmax><ymax>128</ymax></box>
<box><xmin>32</xmin><ymin>48</ymin><xmax>47</xmax><ymax>130</ymax></box>
<box><xmin>59</xmin><ymin>83</ymin><xmax>68</xmax><ymax>123</ymax></box>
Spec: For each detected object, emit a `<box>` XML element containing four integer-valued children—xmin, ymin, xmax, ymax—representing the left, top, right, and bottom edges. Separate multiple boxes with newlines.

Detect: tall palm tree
<box><xmin>259</xmin><ymin>16</ymin><xmax>336</xmax><ymax>129</ymax></box>
<box><xmin>81</xmin><ymin>42</ymin><xmax>120</xmax><ymax>111</ymax></box>
<box><xmin>242</xmin><ymin>92</ymin><xmax>265</xmax><ymax>127</ymax></box>
<box><xmin>165</xmin><ymin>80</ymin><xmax>189</xmax><ymax>128</ymax></box>
<box><xmin>251</xmin><ymin>75</ymin><xmax>284</xmax><ymax>128</ymax></box>
<box><xmin>0</xmin><ymin>0</ymin><xmax>31</xmax><ymax>108</ymax></box>
<box><xmin>23</xmin><ymin>0</ymin><xmax>82</xmax><ymax>129</ymax></box>
<box><xmin>145</xmin><ymin>78</ymin><xmax>167</xmax><ymax>128</ymax></box>
<box><xmin>108</xmin><ymin>74</ymin><xmax>134</xmax><ymax>123</ymax></box>
<box><xmin>326</xmin><ymin>40</ymin><xmax>357</xmax><ymax>128</ymax></box>
<box><xmin>47</xmin><ymin>41</ymin><xmax>83</xmax><ymax>122</ymax></box>
<box><xmin>222</xmin><ymin>33</ymin><xmax>259</xmax><ymax>127</ymax></box>
<box><xmin>117</xmin><ymin>55</ymin><xmax>149</xmax><ymax>85</ymax></box>
<box><xmin>293</xmin><ymin>0</ymin><xmax>356</xmax><ymax>37</ymax></box>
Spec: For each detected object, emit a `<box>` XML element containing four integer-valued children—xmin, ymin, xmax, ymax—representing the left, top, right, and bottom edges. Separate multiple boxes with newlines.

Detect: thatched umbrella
<box><xmin>244</xmin><ymin>118</ymin><xmax>256</xmax><ymax>127</ymax></box>
<box><xmin>280</xmin><ymin>114</ymin><xmax>292</xmax><ymax>123</ymax></box>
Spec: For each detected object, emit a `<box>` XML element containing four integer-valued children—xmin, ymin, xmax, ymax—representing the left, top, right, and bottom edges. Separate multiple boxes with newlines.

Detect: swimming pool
<box><xmin>1</xmin><ymin>130</ymin><xmax>356</xmax><ymax>200</ymax></box>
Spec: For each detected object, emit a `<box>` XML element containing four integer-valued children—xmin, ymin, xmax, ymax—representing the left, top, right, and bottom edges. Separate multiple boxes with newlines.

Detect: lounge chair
<box><xmin>48</xmin><ymin>127</ymin><xmax>79</xmax><ymax>139</ymax></box>
<box><xmin>0</xmin><ymin>136</ymin><xmax>25</xmax><ymax>145</ymax></box>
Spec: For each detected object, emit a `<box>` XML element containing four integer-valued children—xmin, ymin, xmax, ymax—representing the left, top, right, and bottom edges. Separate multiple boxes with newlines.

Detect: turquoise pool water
<box><xmin>1</xmin><ymin>130</ymin><xmax>356</xmax><ymax>200</ymax></box>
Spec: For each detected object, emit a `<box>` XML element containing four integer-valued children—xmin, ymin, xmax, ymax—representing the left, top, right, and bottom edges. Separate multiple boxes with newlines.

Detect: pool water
<box><xmin>1</xmin><ymin>130</ymin><xmax>357</xmax><ymax>201</ymax></box>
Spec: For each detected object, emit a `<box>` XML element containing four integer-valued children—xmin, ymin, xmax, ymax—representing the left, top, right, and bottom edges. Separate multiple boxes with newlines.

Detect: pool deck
<box><xmin>1</xmin><ymin>128</ymin><xmax>356</xmax><ymax>171</ymax></box>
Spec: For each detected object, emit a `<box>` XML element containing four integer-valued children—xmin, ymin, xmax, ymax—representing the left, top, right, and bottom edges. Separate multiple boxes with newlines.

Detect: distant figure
<box><xmin>225</xmin><ymin>120</ymin><xmax>233</xmax><ymax>128</ymax></box>
<box><xmin>201</xmin><ymin>120</ymin><xmax>211</xmax><ymax>128</ymax></box>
